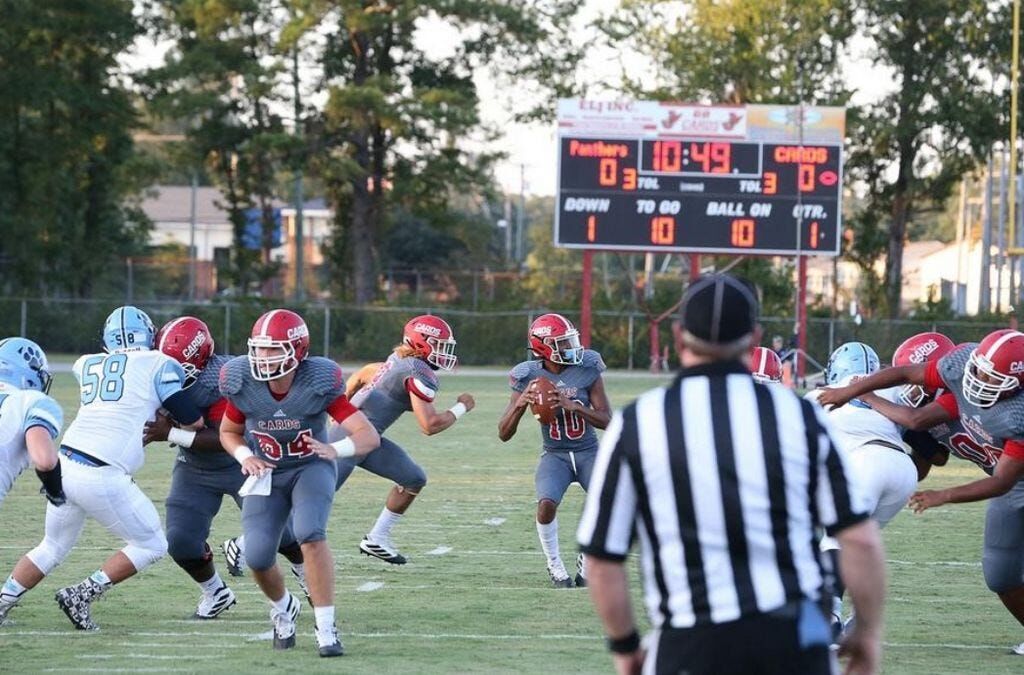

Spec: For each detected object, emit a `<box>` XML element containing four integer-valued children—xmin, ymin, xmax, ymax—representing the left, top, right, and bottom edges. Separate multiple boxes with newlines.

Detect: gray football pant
<box><xmin>983</xmin><ymin>479</ymin><xmax>1024</xmax><ymax>593</ymax></box>
<box><xmin>334</xmin><ymin>437</ymin><xmax>427</xmax><ymax>492</ymax></box>
<box><xmin>241</xmin><ymin>460</ymin><xmax>337</xmax><ymax>571</ymax></box>
<box><xmin>535</xmin><ymin>448</ymin><xmax>597</xmax><ymax>503</ymax></box>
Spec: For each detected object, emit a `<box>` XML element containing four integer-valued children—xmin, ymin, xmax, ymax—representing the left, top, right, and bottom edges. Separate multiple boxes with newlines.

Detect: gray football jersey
<box><xmin>936</xmin><ymin>345</ymin><xmax>1024</xmax><ymax>471</ymax></box>
<box><xmin>175</xmin><ymin>354</ymin><xmax>234</xmax><ymax>470</ymax></box>
<box><xmin>351</xmin><ymin>353</ymin><xmax>440</xmax><ymax>433</ymax></box>
<box><xmin>219</xmin><ymin>355</ymin><xmax>345</xmax><ymax>466</ymax></box>
<box><xmin>509</xmin><ymin>349</ymin><xmax>606</xmax><ymax>453</ymax></box>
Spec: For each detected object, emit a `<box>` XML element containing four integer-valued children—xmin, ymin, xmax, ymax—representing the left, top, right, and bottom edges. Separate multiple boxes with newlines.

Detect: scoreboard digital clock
<box><xmin>555</xmin><ymin>101</ymin><xmax>846</xmax><ymax>256</ymax></box>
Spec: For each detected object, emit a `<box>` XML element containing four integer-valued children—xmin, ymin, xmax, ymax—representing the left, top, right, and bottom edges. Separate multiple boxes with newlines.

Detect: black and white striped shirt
<box><xmin>577</xmin><ymin>361</ymin><xmax>870</xmax><ymax>629</ymax></box>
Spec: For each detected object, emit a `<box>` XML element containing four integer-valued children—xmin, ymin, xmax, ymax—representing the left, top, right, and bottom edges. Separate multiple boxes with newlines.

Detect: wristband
<box><xmin>167</xmin><ymin>427</ymin><xmax>197</xmax><ymax>449</ymax></box>
<box><xmin>606</xmin><ymin>630</ymin><xmax>640</xmax><ymax>654</ymax></box>
<box><xmin>233</xmin><ymin>445</ymin><xmax>255</xmax><ymax>464</ymax></box>
<box><xmin>331</xmin><ymin>437</ymin><xmax>356</xmax><ymax>458</ymax></box>
<box><xmin>449</xmin><ymin>402</ymin><xmax>468</xmax><ymax>420</ymax></box>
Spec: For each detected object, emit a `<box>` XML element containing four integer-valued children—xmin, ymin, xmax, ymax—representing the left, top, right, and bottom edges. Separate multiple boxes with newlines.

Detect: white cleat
<box><xmin>359</xmin><ymin>534</ymin><xmax>407</xmax><ymax>565</ymax></box>
<box><xmin>194</xmin><ymin>584</ymin><xmax>236</xmax><ymax>620</ymax></box>
<box><xmin>222</xmin><ymin>537</ymin><xmax>246</xmax><ymax>577</ymax></box>
<box><xmin>546</xmin><ymin>559</ymin><xmax>573</xmax><ymax>588</ymax></box>
<box><xmin>271</xmin><ymin>593</ymin><xmax>299</xmax><ymax>650</ymax></box>
<box><xmin>1012</xmin><ymin>641</ymin><xmax>1024</xmax><ymax>655</ymax></box>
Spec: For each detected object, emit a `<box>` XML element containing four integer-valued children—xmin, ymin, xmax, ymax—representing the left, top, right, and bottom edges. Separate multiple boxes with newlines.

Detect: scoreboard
<box><xmin>555</xmin><ymin>101</ymin><xmax>845</xmax><ymax>256</ymax></box>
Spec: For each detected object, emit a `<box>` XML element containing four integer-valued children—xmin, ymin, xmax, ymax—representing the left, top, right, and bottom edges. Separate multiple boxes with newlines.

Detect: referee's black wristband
<box><xmin>607</xmin><ymin>630</ymin><xmax>640</xmax><ymax>654</ymax></box>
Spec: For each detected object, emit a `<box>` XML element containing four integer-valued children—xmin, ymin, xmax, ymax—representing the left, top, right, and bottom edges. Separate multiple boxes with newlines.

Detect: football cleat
<box><xmin>315</xmin><ymin>623</ymin><xmax>345</xmax><ymax>658</ymax></box>
<box><xmin>222</xmin><ymin>537</ymin><xmax>246</xmax><ymax>577</ymax></box>
<box><xmin>0</xmin><ymin>598</ymin><xmax>18</xmax><ymax>626</ymax></box>
<box><xmin>574</xmin><ymin>553</ymin><xmax>587</xmax><ymax>588</ymax></box>
<box><xmin>546</xmin><ymin>559</ymin><xmax>573</xmax><ymax>589</ymax></box>
<box><xmin>270</xmin><ymin>593</ymin><xmax>299</xmax><ymax>650</ymax></box>
<box><xmin>359</xmin><ymin>534</ymin><xmax>407</xmax><ymax>565</ymax></box>
<box><xmin>194</xmin><ymin>584</ymin><xmax>236</xmax><ymax>620</ymax></box>
<box><xmin>1012</xmin><ymin>641</ymin><xmax>1024</xmax><ymax>656</ymax></box>
<box><xmin>291</xmin><ymin>564</ymin><xmax>312</xmax><ymax>607</ymax></box>
<box><xmin>55</xmin><ymin>579</ymin><xmax>105</xmax><ymax>631</ymax></box>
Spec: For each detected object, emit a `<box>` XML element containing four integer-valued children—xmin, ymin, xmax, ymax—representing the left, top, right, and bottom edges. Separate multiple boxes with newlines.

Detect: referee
<box><xmin>577</xmin><ymin>274</ymin><xmax>886</xmax><ymax>675</ymax></box>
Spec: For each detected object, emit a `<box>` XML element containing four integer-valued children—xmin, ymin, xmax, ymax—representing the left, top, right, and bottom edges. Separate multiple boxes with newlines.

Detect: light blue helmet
<box><xmin>826</xmin><ymin>342</ymin><xmax>880</xmax><ymax>385</ymax></box>
<box><xmin>0</xmin><ymin>337</ymin><xmax>53</xmax><ymax>393</ymax></box>
<box><xmin>102</xmin><ymin>306</ymin><xmax>155</xmax><ymax>353</ymax></box>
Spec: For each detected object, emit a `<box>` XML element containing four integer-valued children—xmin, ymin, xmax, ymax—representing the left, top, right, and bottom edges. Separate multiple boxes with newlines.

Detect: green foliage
<box><xmin>845</xmin><ymin>0</ymin><xmax>1006</xmax><ymax>318</ymax></box>
<box><xmin>0</xmin><ymin>0</ymin><xmax>150</xmax><ymax>297</ymax></box>
<box><xmin>602</xmin><ymin>0</ymin><xmax>853</xmax><ymax>104</ymax></box>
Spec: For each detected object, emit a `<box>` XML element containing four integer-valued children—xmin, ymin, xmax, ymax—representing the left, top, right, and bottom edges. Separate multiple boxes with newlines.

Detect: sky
<box><xmin>122</xmin><ymin>0</ymin><xmax>897</xmax><ymax>198</ymax></box>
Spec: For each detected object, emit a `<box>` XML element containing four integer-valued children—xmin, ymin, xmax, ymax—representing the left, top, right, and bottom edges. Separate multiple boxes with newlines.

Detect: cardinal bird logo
<box><xmin>723</xmin><ymin>112</ymin><xmax>744</xmax><ymax>130</ymax></box>
<box><xmin>662</xmin><ymin>110</ymin><xmax>682</xmax><ymax>129</ymax></box>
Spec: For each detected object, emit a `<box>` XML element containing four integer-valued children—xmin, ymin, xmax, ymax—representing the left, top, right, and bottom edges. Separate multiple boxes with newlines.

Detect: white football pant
<box><xmin>26</xmin><ymin>457</ymin><xmax>167</xmax><ymax>574</ymax></box>
<box><xmin>845</xmin><ymin>442</ymin><xmax>918</xmax><ymax>528</ymax></box>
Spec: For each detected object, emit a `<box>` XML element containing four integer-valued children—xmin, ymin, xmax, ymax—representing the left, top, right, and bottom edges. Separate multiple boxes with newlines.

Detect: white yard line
<box><xmin>356</xmin><ymin>581</ymin><xmax>385</xmax><ymax>592</ymax></box>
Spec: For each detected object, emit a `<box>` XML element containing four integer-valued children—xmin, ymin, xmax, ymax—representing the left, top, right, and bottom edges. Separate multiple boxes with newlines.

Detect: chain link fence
<box><xmin>0</xmin><ymin>297</ymin><xmax>1008</xmax><ymax>370</ymax></box>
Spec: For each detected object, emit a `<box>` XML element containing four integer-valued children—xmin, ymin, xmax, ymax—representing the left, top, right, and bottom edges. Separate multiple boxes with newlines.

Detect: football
<box><xmin>530</xmin><ymin>377</ymin><xmax>559</xmax><ymax>425</ymax></box>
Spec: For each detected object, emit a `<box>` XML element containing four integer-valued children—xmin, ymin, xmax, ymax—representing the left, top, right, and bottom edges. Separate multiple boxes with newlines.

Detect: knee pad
<box><xmin>165</xmin><ymin>525</ymin><xmax>205</xmax><ymax>562</ymax></box>
<box><xmin>171</xmin><ymin>543</ymin><xmax>213</xmax><ymax>573</ymax></box>
<box><xmin>245</xmin><ymin>535</ymin><xmax>280</xmax><ymax>572</ymax></box>
<box><xmin>123</xmin><ymin>531</ymin><xmax>168</xmax><ymax>573</ymax></box>
<box><xmin>396</xmin><ymin>484</ymin><xmax>422</xmax><ymax>496</ymax></box>
<box><xmin>26</xmin><ymin>536</ymin><xmax>75</xmax><ymax>575</ymax></box>
<box><xmin>401</xmin><ymin>467</ymin><xmax>427</xmax><ymax>492</ymax></box>
<box><xmin>293</xmin><ymin>522</ymin><xmax>327</xmax><ymax>545</ymax></box>
<box><xmin>983</xmin><ymin>546</ymin><xmax>1024</xmax><ymax>594</ymax></box>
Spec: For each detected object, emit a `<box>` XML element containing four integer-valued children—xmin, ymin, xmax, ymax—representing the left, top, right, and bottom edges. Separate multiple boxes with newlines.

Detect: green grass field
<box><xmin>0</xmin><ymin>370</ymin><xmax>1021</xmax><ymax>673</ymax></box>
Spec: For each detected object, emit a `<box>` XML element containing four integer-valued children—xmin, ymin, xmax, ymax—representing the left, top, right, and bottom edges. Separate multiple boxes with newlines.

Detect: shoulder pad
<box><xmin>409</xmin><ymin>358</ymin><xmax>440</xmax><ymax>391</ymax></box>
<box><xmin>219</xmin><ymin>356</ymin><xmax>250</xmax><ymax>397</ymax></box>
<box><xmin>581</xmin><ymin>349</ymin><xmax>606</xmax><ymax>373</ymax></box>
<box><xmin>509</xmin><ymin>360</ymin><xmax>540</xmax><ymax>391</ymax></box>
<box><xmin>938</xmin><ymin>344</ymin><xmax>973</xmax><ymax>385</ymax></box>
<box><xmin>303</xmin><ymin>357</ymin><xmax>345</xmax><ymax>396</ymax></box>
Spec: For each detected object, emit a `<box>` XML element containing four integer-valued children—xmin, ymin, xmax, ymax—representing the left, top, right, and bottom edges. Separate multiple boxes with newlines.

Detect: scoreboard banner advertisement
<box><xmin>555</xmin><ymin>99</ymin><xmax>846</xmax><ymax>256</ymax></box>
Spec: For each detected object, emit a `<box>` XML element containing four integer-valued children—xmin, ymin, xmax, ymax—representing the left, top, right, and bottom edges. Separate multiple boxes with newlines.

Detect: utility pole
<box><xmin>189</xmin><ymin>171</ymin><xmax>198</xmax><ymax>300</ymax></box>
<box><xmin>516</xmin><ymin>163</ymin><xmax>526</xmax><ymax>263</ymax></box>
<box><xmin>981</xmin><ymin>151</ymin><xmax>994</xmax><ymax>314</ymax></box>
<box><xmin>293</xmin><ymin>44</ymin><xmax>305</xmax><ymax>302</ymax></box>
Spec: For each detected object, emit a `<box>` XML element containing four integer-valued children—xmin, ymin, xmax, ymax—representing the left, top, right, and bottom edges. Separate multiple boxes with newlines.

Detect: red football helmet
<box><xmin>963</xmin><ymin>329</ymin><xmax>1024</xmax><ymax>407</ymax></box>
<box><xmin>247</xmin><ymin>309</ymin><xmax>310</xmax><ymax>381</ymax></box>
<box><xmin>529</xmin><ymin>313</ymin><xmax>583</xmax><ymax>365</ymax></box>
<box><xmin>403</xmin><ymin>315</ymin><xmax>457</xmax><ymax>371</ymax></box>
<box><xmin>750</xmin><ymin>346</ymin><xmax>782</xmax><ymax>384</ymax></box>
<box><xmin>891</xmin><ymin>332</ymin><xmax>955</xmax><ymax>407</ymax></box>
<box><xmin>155</xmin><ymin>316</ymin><xmax>215</xmax><ymax>388</ymax></box>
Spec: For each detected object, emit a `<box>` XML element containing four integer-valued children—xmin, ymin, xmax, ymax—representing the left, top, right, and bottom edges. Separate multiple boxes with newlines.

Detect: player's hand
<box><xmin>307</xmin><ymin>438</ymin><xmax>341</xmax><ymax>461</ymax></box>
<box><xmin>611</xmin><ymin>650</ymin><xmax>644</xmax><ymax>675</ymax></box>
<box><xmin>550</xmin><ymin>390</ymin><xmax>579</xmax><ymax>413</ymax></box>
<box><xmin>908</xmin><ymin>489</ymin><xmax>948</xmax><ymax>513</ymax></box>
<box><xmin>457</xmin><ymin>393</ymin><xmax>476</xmax><ymax>411</ymax></box>
<box><xmin>241</xmin><ymin>456</ymin><xmax>274</xmax><ymax>477</ymax></box>
<box><xmin>143</xmin><ymin>411</ymin><xmax>173</xmax><ymax>445</ymax></box>
<box><xmin>816</xmin><ymin>386</ymin><xmax>853</xmax><ymax>409</ymax></box>
<box><xmin>838</xmin><ymin>625</ymin><xmax>881</xmax><ymax>675</ymax></box>
<box><xmin>39</xmin><ymin>485</ymin><xmax>66</xmax><ymax>507</ymax></box>
<box><xmin>515</xmin><ymin>381</ymin><xmax>539</xmax><ymax>410</ymax></box>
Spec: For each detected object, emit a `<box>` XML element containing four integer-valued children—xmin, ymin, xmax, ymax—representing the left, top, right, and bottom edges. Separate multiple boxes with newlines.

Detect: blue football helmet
<box><xmin>826</xmin><ymin>342</ymin><xmax>880</xmax><ymax>385</ymax></box>
<box><xmin>0</xmin><ymin>337</ymin><xmax>53</xmax><ymax>393</ymax></box>
<box><xmin>102</xmin><ymin>306</ymin><xmax>155</xmax><ymax>352</ymax></box>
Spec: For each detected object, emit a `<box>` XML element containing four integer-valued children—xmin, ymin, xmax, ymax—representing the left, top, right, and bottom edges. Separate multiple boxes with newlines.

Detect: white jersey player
<box><xmin>0</xmin><ymin>338</ymin><xmax>62</xmax><ymax>510</ymax></box>
<box><xmin>0</xmin><ymin>306</ymin><xmax>204</xmax><ymax>631</ymax></box>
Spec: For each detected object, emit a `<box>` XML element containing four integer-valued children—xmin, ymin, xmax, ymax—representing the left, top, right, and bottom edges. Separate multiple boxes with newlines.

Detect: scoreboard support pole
<box><xmin>581</xmin><ymin>250</ymin><xmax>594</xmax><ymax>347</ymax></box>
<box><xmin>796</xmin><ymin>255</ymin><xmax>808</xmax><ymax>382</ymax></box>
<box><xmin>689</xmin><ymin>254</ymin><xmax>701</xmax><ymax>281</ymax></box>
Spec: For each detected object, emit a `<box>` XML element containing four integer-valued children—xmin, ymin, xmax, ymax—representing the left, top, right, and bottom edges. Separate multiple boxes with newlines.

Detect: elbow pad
<box><xmin>36</xmin><ymin>464</ymin><xmax>66</xmax><ymax>507</ymax></box>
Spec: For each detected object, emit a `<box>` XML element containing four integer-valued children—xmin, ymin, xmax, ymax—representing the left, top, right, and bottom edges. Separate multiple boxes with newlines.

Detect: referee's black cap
<box><xmin>679</xmin><ymin>274</ymin><xmax>760</xmax><ymax>346</ymax></box>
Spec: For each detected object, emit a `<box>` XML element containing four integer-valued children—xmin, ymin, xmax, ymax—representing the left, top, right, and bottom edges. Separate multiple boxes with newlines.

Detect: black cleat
<box><xmin>547</xmin><ymin>560</ymin><xmax>573</xmax><ymax>588</ymax></box>
<box><xmin>359</xmin><ymin>534</ymin><xmax>408</xmax><ymax>565</ymax></box>
<box><xmin>316</xmin><ymin>624</ymin><xmax>345</xmax><ymax>657</ymax></box>
<box><xmin>55</xmin><ymin>579</ymin><xmax>105</xmax><ymax>631</ymax></box>
<box><xmin>270</xmin><ymin>592</ymin><xmax>299</xmax><ymax>650</ymax></box>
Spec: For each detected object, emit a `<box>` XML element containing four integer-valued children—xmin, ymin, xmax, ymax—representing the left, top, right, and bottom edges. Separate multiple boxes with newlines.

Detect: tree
<box><xmin>291</xmin><ymin>0</ymin><xmax>583</xmax><ymax>303</ymax></box>
<box><xmin>143</xmin><ymin>0</ymin><xmax>294</xmax><ymax>293</ymax></box>
<box><xmin>845</xmin><ymin>0</ymin><xmax>1005</xmax><ymax>319</ymax></box>
<box><xmin>0</xmin><ymin>0</ymin><xmax>150</xmax><ymax>297</ymax></box>
<box><xmin>602</xmin><ymin>0</ymin><xmax>853</xmax><ymax>105</ymax></box>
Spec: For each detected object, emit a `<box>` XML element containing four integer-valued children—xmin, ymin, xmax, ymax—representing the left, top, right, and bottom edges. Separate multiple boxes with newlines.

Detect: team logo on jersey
<box><xmin>182</xmin><ymin>331</ymin><xmax>208</xmax><ymax>359</ymax></box>
<box><xmin>258</xmin><ymin>418</ymin><xmax>301</xmax><ymax>431</ymax></box>
<box><xmin>561</xmin><ymin>386</ymin><xmax>579</xmax><ymax>398</ymax></box>
<box><xmin>962</xmin><ymin>414</ymin><xmax>994</xmax><ymax>443</ymax></box>
<box><xmin>908</xmin><ymin>340</ymin><xmax>939</xmax><ymax>364</ymax></box>
<box><xmin>287</xmin><ymin>325</ymin><xmax>309</xmax><ymax>340</ymax></box>
<box><xmin>412</xmin><ymin>322</ymin><xmax>442</xmax><ymax>337</ymax></box>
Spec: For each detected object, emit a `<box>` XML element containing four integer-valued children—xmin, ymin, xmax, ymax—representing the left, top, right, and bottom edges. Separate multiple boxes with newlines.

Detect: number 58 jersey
<box><xmin>509</xmin><ymin>350</ymin><xmax>606</xmax><ymax>453</ymax></box>
<box><xmin>61</xmin><ymin>350</ymin><xmax>188</xmax><ymax>475</ymax></box>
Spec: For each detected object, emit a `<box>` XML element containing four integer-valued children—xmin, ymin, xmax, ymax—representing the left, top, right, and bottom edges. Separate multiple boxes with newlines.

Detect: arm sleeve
<box><xmin>326</xmin><ymin>394</ymin><xmax>358</xmax><ymax>423</ymax></box>
<box><xmin>162</xmin><ymin>388</ymin><xmax>203</xmax><ymax>426</ymax></box>
<box><xmin>924</xmin><ymin>360</ymin><xmax>945</xmax><ymax>391</ymax></box>
<box><xmin>902</xmin><ymin>428</ymin><xmax>946</xmax><ymax>462</ymax></box>
<box><xmin>154</xmin><ymin>358</ymin><xmax>187</xmax><ymax>402</ymax></box>
<box><xmin>809</xmin><ymin>404</ymin><xmax>872</xmax><ymax>536</ymax></box>
<box><xmin>22</xmin><ymin>395</ymin><xmax>63</xmax><ymax>439</ymax></box>
<box><xmin>577</xmin><ymin>409</ymin><xmax>636</xmax><ymax>561</ymax></box>
<box><xmin>223</xmin><ymin>400</ymin><xmax>245</xmax><ymax>424</ymax></box>
<box><xmin>934</xmin><ymin>391</ymin><xmax>959</xmax><ymax>417</ymax></box>
<box><xmin>1003</xmin><ymin>440</ymin><xmax>1024</xmax><ymax>462</ymax></box>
